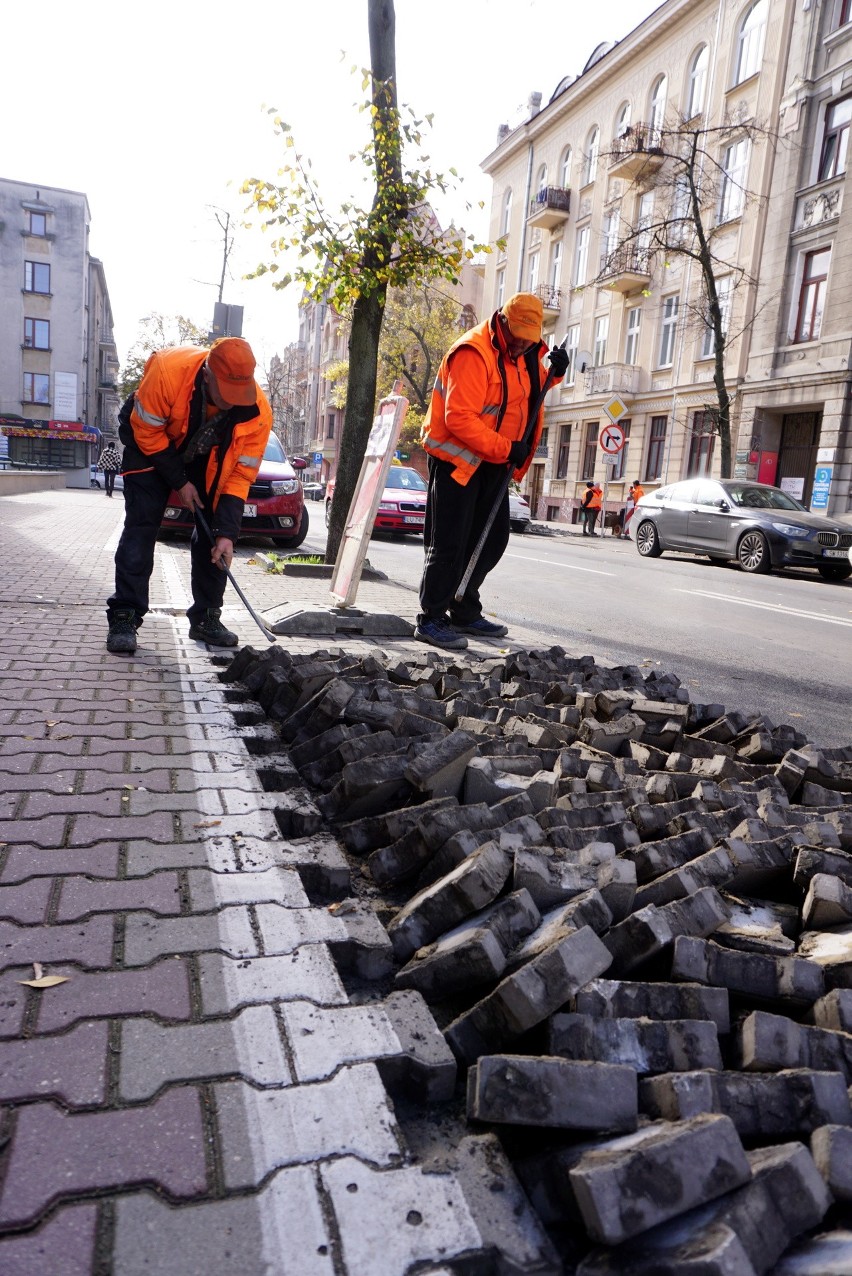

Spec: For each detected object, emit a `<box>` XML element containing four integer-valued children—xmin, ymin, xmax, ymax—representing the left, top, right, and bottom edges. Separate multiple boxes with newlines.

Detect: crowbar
<box><xmin>195</xmin><ymin>508</ymin><xmax>277</xmax><ymax>644</ymax></box>
<box><xmin>454</xmin><ymin>337</ymin><xmax>568</xmax><ymax>604</ymax></box>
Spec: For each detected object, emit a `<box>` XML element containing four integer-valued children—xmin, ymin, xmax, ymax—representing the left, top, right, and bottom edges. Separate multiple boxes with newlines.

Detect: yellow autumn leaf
<box><xmin>18</xmin><ymin>975</ymin><xmax>70</xmax><ymax>989</ymax></box>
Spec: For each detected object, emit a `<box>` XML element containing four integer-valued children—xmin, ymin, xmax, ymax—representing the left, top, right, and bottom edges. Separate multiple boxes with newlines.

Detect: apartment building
<box><xmin>0</xmin><ymin>178</ymin><xmax>119</xmax><ymax>484</ymax></box>
<box><xmin>481</xmin><ymin>0</ymin><xmax>852</xmax><ymax>524</ymax></box>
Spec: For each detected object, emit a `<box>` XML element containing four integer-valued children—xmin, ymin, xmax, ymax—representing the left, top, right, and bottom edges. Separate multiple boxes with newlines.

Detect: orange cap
<box><xmin>500</xmin><ymin>292</ymin><xmax>543</xmax><ymax>343</ymax></box>
<box><xmin>207</xmin><ymin>338</ymin><xmax>257</xmax><ymax>407</ymax></box>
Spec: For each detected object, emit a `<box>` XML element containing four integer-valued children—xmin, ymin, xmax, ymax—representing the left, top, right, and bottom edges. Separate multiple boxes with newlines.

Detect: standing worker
<box><xmin>622</xmin><ymin>480</ymin><xmax>645</xmax><ymax>538</ymax></box>
<box><xmin>581</xmin><ymin>480</ymin><xmax>603</xmax><ymax>537</ymax></box>
<box><xmin>105</xmin><ymin>337</ymin><xmax>273</xmax><ymax>655</ymax></box>
<box><xmin>415</xmin><ymin>293</ymin><xmax>568</xmax><ymax>649</ymax></box>
<box><xmin>96</xmin><ymin>441</ymin><xmax>122</xmax><ymax>497</ymax></box>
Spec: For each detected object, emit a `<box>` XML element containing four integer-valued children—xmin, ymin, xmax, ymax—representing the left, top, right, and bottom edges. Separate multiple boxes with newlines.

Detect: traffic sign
<box><xmin>599</xmin><ymin>423</ymin><xmax>626</xmax><ymax>454</ymax></box>
<box><xmin>602</xmin><ymin>395</ymin><xmax>629</xmax><ymax>424</ymax></box>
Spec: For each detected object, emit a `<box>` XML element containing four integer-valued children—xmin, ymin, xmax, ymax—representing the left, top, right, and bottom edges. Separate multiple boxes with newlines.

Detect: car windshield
<box><xmin>726</xmin><ymin>484</ymin><xmax>807</xmax><ymax>512</ymax></box>
<box><xmin>263</xmin><ymin>434</ymin><xmax>287</xmax><ymax>463</ymax></box>
<box><xmin>386</xmin><ymin>468</ymin><xmax>427</xmax><ymax>491</ymax></box>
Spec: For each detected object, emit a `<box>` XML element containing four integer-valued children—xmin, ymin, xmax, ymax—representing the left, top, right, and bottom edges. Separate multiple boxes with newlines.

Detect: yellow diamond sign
<box><xmin>603</xmin><ymin>396</ymin><xmax>629</xmax><ymax>424</ymax></box>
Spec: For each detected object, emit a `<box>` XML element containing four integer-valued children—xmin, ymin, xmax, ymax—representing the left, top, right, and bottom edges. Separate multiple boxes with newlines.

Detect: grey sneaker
<box><xmin>188</xmin><ymin>609</ymin><xmax>238</xmax><ymax>647</ymax></box>
<box><xmin>106</xmin><ymin>609</ymin><xmax>138</xmax><ymax>655</ymax></box>
<box><xmin>414</xmin><ymin>617</ymin><xmax>468</xmax><ymax>650</ymax></box>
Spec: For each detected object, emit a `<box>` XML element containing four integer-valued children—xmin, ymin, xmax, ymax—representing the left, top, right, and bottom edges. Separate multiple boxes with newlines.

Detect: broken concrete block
<box><xmin>574</xmin><ymin>978</ymin><xmax>730</xmax><ymax>1033</ymax></box>
<box><xmin>445</xmin><ymin>926</ymin><xmax>613</xmax><ymax>1066</ymax></box>
<box><xmin>513</xmin><ymin>842</ymin><xmax>617</xmax><ymax>911</ymax></box>
<box><xmin>812</xmin><ymin>988</ymin><xmax>852</xmax><ymax>1033</ymax></box>
<box><xmin>467</xmin><ymin>1053</ymin><xmax>637</xmax><ymax>1133</ymax></box>
<box><xmin>629</xmin><ymin>828</ymin><xmax>714</xmax><ymax>883</ymax></box>
<box><xmin>739</xmin><ymin>1009</ymin><xmax>852</xmax><ymax>1083</ymax></box>
<box><xmin>569</xmin><ymin>1114</ymin><xmax>750</xmax><ymax>1245</ymax></box>
<box><xmin>578</xmin><ymin>713</ymin><xmax>646</xmax><ymax>754</ymax></box>
<box><xmin>773</xmin><ymin>1230</ymin><xmax>852</xmax><ymax>1276</ymax></box>
<box><xmin>794</xmin><ymin>846</ymin><xmax>852</xmax><ymax>892</ymax></box>
<box><xmin>549</xmin><ymin>1012</ymin><xmax>723</xmax><ymax>1074</ymax></box>
<box><xmin>810</xmin><ymin>1125</ymin><xmax>852</xmax><ymax>1202</ymax></box>
<box><xmin>798</xmin><ymin>925</ymin><xmax>852</xmax><ymax>989</ymax></box>
<box><xmin>603</xmin><ymin>904</ymin><xmax>674</xmax><ymax>976</ymax></box>
<box><xmin>393</xmin><ymin>890</ymin><xmax>541</xmax><ymax>1000</ymax></box>
<box><xmin>803</xmin><ymin>874</ymin><xmax>852</xmax><ymax>930</ymax></box>
<box><xmin>713</xmin><ymin>895</ymin><xmax>798</xmax><ymax>956</ymax></box>
<box><xmin>671</xmin><ymin>936</ymin><xmax>825</xmax><ymax>1007</ymax></box>
<box><xmin>640</xmin><ymin>1068</ymin><xmax>851</xmax><ymax>1137</ymax></box>
<box><xmin>402</xmin><ymin>730</ymin><xmax>479</xmax><ymax>801</ymax></box>
<box><xmin>632</xmin><ymin>847</ymin><xmax>734</xmax><ymax>909</ymax></box>
<box><xmin>388</xmin><ymin>841</ymin><xmax>512</xmax><ymax>963</ymax></box>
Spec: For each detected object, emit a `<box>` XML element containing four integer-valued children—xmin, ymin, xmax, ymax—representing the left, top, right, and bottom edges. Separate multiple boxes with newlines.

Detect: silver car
<box><xmin>633</xmin><ymin>478</ymin><xmax>852</xmax><ymax>582</ymax></box>
<box><xmin>509</xmin><ymin>491</ymin><xmax>531</xmax><ymax>532</ymax></box>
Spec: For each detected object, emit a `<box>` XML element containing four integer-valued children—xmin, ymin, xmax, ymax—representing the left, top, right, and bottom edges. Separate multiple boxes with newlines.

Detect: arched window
<box><xmin>500</xmin><ymin>187</ymin><xmax>513</xmax><ymax>237</ymax></box>
<box><xmin>687</xmin><ymin>46</ymin><xmax>709</xmax><ymax>118</ymax></box>
<box><xmin>648</xmin><ymin>75</ymin><xmax>667</xmax><ymax>144</ymax></box>
<box><xmin>583</xmin><ymin>127</ymin><xmax>600</xmax><ymax>185</ymax></box>
<box><xmin>560</xmin><ymin>146</ymin><xmax>572</xmax><ymax>189</ymax></box>
<box><xmin>536</xmin><ymin>163</ymin><xmax>548</xmax><ymax>196</ymax></box>
<box><xmin>734</xmin><ymin>0</ymin><xmax>767</xmax><ymax>85</ymax></box>
<box><xmin>615</xmin><ymin>101</ymin><xmax>632</xmax><ymax>139</ymax></box>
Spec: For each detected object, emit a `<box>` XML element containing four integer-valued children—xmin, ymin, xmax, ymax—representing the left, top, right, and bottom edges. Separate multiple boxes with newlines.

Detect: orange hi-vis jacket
<box><xmin>127</xmin><ymin>346</ymin><xmax>273</xmax><ymax>510</ymax></box>
<box><xmin>421</xmin><ymin>315</ymin><xmax>557</xmax><ymax>486</ymax></box>
<box><xmin>632</xmin><ymin>483</ymin><xmax>645</xmax><ymax>503</ymax></box>
<box><xmin>586</xmin><ymin>484</ymin><xmax>603</xmax><ymax>509</ymax></box>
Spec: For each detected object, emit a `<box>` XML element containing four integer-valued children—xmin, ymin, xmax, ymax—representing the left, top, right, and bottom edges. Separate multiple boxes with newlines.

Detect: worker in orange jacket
<box><xmin>622</xmin><ymin>481</ymin><xmax>645</xmax><ymax>538</ymax></box>
<box><xmin>416</xmin><ymin>293</ymin><xmax>567</xmax><ymax>649</ymax></box>
<box><xmin>581</xmin><ymin>480</ymin><xmax>604</xmax><ymax>537</ymax></box>
<box><xmin>106</xmin><ymin>338</ymin><xmax>272</xmax><ymax>655</ymax></box>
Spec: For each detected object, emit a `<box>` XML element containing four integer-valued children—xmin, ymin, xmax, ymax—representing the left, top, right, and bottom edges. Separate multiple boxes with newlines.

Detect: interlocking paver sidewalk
<box><xmin>0</xmin><ymin>487</ymin><xmax>542</xmax><ymax>1275</ymax></box>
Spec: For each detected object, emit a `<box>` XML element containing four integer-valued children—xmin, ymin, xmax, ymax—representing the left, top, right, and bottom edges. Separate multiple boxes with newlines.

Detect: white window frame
<box><xmin>624</xmin><ymin>308</ymin><xmax>641</xmax><ymax>365</ymax></box>
<box><xmin>583</xmin><ymin>127</ymin><xmax>600</xmax><ymax>185</ymax></box>
<box><xmin>560</xmin><ymin>147</ymin><xmax>572</xmax><ymax>189</ymax></box>
<box><xmin>615</xmin><ymin>101</ymin><xmax>632</xmax><ymax>138</ymax></box>
<box><xmin>549</xmin><ymin>240</ymin><xmax>563</xmax><ymax>288</ymax></box>
<box><xmin>599</xmin><ymin>209</ymin><xmax>620</xmax><ymax>269</ymax></box>
<box><xmin>565</xmin><ymin>325</ymin><xmax>579</xmax><ymax>385</ymax></box>
<box><xmin>719</xmin><ymin>139</ymin><xmax>749</xmax><ymax>224</ymax></box>
<box><xmin>701</xmin><ymin>276</ymin><xmax>733</xmax><ymax>358</ymax></box>
<box><xmin>687</xmin><ymin>46</ymin><xmax>709</xmax><ymax>119</ymax></box>
<box><xmin>527</xmin><ymin>250</ymin><xmax>540</xmax><ymax>293</ymax></box>
<box><xmin>496</xmin><ymin>267</ymin><xmax>506</xmax><ymax>309</ymax></box>
<box><xmin>733</xmin><ymin>0</ymin><xmax>767</xmax><ymax>85</ymax></box>
<box><xmin>657</xmin><ymin>295</ymin><xmax>679</xmax><ymax>368</ymax></box>
<box><xmin>594</xmin><ymin>315</ymin><xmax>609</xmax><ymax>367</ymax></box>
<box><xmin>648</xmin><ymin>75</ymin><xmax>668</xmax><ymax>145</ymax></box>
<box><xmin>500</xmin><ymin>188</ymin><xmax>513</xmax><ymax>237</ymax></box>
<box><xmin>574</xmin><ymin>226</ymin><xmax>590</xmax><ymax>286</ymax></box>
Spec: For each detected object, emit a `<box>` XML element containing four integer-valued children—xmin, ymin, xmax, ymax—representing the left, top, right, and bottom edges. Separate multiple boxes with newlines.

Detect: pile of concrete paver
<box><xmin>222</xmin><ymin>641</ymin><xmax>852</xmax><ymax>1275</ymax></box>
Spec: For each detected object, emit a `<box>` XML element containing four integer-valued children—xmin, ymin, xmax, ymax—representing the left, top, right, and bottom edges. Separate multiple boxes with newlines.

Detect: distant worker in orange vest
<box><xmin>581</xmin><ymin>480</ymin><xmax>603</xmax><ymax>537</ymax></box>
<box><xmin>622</xmin><ymin>481</ymin><xmax>645</xmax><ymax>538</ymax></box>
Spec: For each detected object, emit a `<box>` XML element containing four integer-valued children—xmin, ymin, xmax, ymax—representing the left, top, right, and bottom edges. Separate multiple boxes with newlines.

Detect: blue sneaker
<box><xmin>414</xmin><ymin>617</ymin><xmax>468</xmax><ymax>650</ymax></box>
<box><xmin>451</xmin><ymin>616</ymin><xmax>508</xmax><ymax>638</ymax></box>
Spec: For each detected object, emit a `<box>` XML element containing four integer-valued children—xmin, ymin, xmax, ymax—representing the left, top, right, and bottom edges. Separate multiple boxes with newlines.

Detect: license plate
<box><xmin>243</xmin><ymin>504</ymin><xmax>257</xmax><ymax>518</ymax></box>
<box><xmin>823</xmin><ymin>548</ymin><xmax>847</xmax><ymax>559</ymax></box>
<box><xmin>403</xmin><ymin>516</ymin><xmax>425</xmax><ymax>524</ymax></box>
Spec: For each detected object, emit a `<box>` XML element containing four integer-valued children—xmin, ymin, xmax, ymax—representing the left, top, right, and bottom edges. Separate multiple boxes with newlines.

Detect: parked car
<box><xmin>509</xmin><ymin>491</ymin><xmax>531</xmax><ymax>532</ymax></box>
<box><xmin>158</xmin><ymin>433</ymin><xmax>309</xmax><ymax>547</ymax></box>
<box><xmin>633</xmin><ymin>478</ymin><xmax>852</xmax><ymax>581</ymax></box>
<box><xmin>90</xmin><ymin>465</ymin><xmax>123</xmax><ymax>491</ymax></box>
<box><xmin>325</xmin><ymin>465</ymin><xmax>427</xmax><ymax>535</ymax></box>
<box><xmin>302</xmin><ymin>482</ymin><xmax>326</xmax><ymax>502</ymax></box>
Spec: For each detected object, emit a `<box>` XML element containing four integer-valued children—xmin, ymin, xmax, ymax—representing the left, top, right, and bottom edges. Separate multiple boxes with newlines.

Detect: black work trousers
<box><xmin>418</xmin><ymin>455</ymin><xmax>510</xmax><ymax>626</ymax></box>
<box><xmin>107</xmin><ymin>470</ymin><xmax>225</xmax><ymax>626</ymax></box>
<box><xmin>104</xmin><ymin>470</ymin><xmax>116</xmax><ymax>496</ymax></box>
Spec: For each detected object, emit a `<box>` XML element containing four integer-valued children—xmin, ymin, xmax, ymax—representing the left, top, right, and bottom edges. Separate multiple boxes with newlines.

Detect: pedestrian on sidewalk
<box><xmin>581</xmin><ymin>480</ymin><xmax>603</xmax><ymax>537</ymax></box>
<box><xmin>415</xmin><ymin>292</ymin><xmax>568</xmax><ymax>650</ymax></box>
<box><xmin>622</xmin><ymin>481</ymin><xmax>644</xmax><ymax>538</ymax></box>
<box><xmin>106</xmin><ymin>337</ymin><xmax>273</xmax><ymax>655</ymax></box>
<box><xmin>96</xmin><ymin>442</ymin><xmax>122</xmax><ymax>497</ymax></box>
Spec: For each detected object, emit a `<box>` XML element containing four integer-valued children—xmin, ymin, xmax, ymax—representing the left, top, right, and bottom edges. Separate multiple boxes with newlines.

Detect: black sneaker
<box><xmin>188</xmin><ymin>609</ymin><xmax>239</xmax><ymax>647</ymax></box>
<box><xmin>451</xmin><ymin>616</ymin><xmax>508</xmax><ymax>638</ymax></box>
<box><xmin>414</xmin><ymin>617</ymin><xmax>468</xmax><ymax>650</ymax></box>
<box><xmin>106</xmin><ymin>609</ymin><xmax>138</xmax><ymax>655</ymax></box>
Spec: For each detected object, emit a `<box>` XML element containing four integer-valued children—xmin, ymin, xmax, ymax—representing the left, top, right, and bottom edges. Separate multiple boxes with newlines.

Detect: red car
<box><xmin>159</xmin><ymin>433</ymin><xmax>309</xmax><ymax>547</ymax></box>
<box><xmin>325</xmin><ymin>465</ymin><xmax>427</xmax><ymax>535</ymax></box>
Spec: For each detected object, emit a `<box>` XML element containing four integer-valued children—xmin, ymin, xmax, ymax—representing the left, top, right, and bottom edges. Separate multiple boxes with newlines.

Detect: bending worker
<box><xmin>106</xmin><ymin>337</ymin><xmax>272</xmax><ymax>655</ymax></box>
<box><xmin>416</xmin><ymin>292</ymin><xmax>567</xmax><ymax>650</ymax></box>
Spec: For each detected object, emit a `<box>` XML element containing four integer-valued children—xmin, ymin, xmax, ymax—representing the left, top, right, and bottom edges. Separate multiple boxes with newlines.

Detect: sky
<box><xmin>2</xmin><ymin>0</ymin><xmax>656</xmax><ymax>371</ymax></box>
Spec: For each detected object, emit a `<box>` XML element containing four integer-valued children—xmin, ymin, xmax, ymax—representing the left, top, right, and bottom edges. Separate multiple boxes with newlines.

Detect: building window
<box><xmin>556</xmin><ymin>424</ymin><xmax>571</xmax><ymax>479</ymax></box>
<box><xmin>657</xmin><ymin>296</ymin><xmax>679</xmax><ymax>368</ymax></box>
<box><xmin>600</xmin><ymin>209</ymin><xmax>620</xmax><ymax>270</ymax></box>
<box><xmin>734</xmin><ymin>0</ymin><xmax>767</xmax><ymax>85</ymax></box>
<box><xmin>615</xmin><ymin>101</ymin><xmax>631</xmax><ymax>139</ymax></box>
<box><xmin>687</xmin><ymin>46</ymin><xmax>709</xmax><ymax>119</ymax></box>
<box><xmin>28</xmin><ymin>211</ymin><xmax>47</xmax><ymax>236</ymax></box>
<box><xmin>839</xmin><ymin>0</ymin><xmax>851</xmax><ymax>28</ymax></box>
<box><xmin>701</xmin><ymin>276</ymin><xmax>733</xmax><ymax>358</ymax></box>
<box><xmin>24</xmin><ymin>261</ymin><xmax>50</xmax><ymax>293</ymax></box>
<box><xmin>648</xmin><ymin>74</ymin><xmax>668</xmax><ymax>145</ymax></box>
<box><xmin>645</xmin><ymin>415</ymin><xmax>668</xmax><ymax>480</ymax></box>
<box><xmin>24</xmin><ymin>318</ymin><xmax>50</xmax><ymax>349</ymax></box>
<box><xmin>818</xmin><ymin>97</ymin><xmax>851</xmax><ymax>182</ymax></box>
<box><xmin>573</xmin><ymin>227</ymin><xmax>590</xmax><ymax>286</ymax></box>
<box><xmin>594</xmin><ymin>316</ymin><xmax>608</xmax><ymax>367</ymax></box>
<box><xmin>613</xmin><ymin>419</ymin><xmax>631</xmax><ymax>480</ymax></box>
<box><xmin>326</xmin><ymin>414</ymin><xmax>335</xmax><ymax>440</ymax></box>
<box><xmin>23</xmin><ymin>372</ymin><xmax>50</xmax><ymax>404</ymax></box>
<box><xmin>636</xmin><ymin>191</ymin><xmax>654</xmax><ymax>262</ymax></box>
<box><xmin>624</xmin><ymin>309</ymin><xmax>641</xmax><ymax>365</ymax></box>
<box><xmin>527</xmin><ymin>250</ymin><xmax>540</xmax><ymax>292</ymax></box>
<box><xmin>719</xmin><ymin>139</ymin><xmax>749</xmax><ymax>223</ymax></box>
<box><xmin>496</xmin><ymin>267</ymin><xmax>506</xmax><ymax>309</ymax></box>
<box><xmin>560</xmin><ymin>147</ymin><xmax>572</xmax><ymax>189</ymax></box>
<box><xmin>583</xmin><ymin>127</ymin><xmax>600</xmax><ymax>185</ymax></box>
<box><xmin>687</xmin><ymin>411</ymin><xmax>716</xmax><ymax>477</ymax></box>
<box><xmin>500</xmin><ymin>188</ymin><xmax>512</xmax><ymax>237</ymax></box>
<box><xmin>535</xmin><ymin>164</ymin><xmax>547</xmax><ymax>199</ymax></box>
<box><xmin>582</xmin><ymin>422</ymin><xmax>599</xmax><ymax>479</ymax></box>
<box><xmin>795</xmin><ymin>247</ymin><xmax>831</xmax><ymax>342</ymax></box>
<box><xmin>549</xmin><ymin>240</ymin><xmax>563</xmax><ymax>288</ymax></box>
<box><xmin>565</xmin><ymin>325</ymin><xmax>579</xmax><ymax>385</ymax></box>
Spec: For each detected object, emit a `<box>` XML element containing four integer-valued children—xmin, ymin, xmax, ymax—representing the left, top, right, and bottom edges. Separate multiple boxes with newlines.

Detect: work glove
<box><xmin>507</xmin><ymin>439</ymin><xmax>531</xmax><ymax>467</ymax></box>
<box><xmin>548</xmin><ymin>345</ymin><xmax>570</xmax><ymax>378</ymax></box>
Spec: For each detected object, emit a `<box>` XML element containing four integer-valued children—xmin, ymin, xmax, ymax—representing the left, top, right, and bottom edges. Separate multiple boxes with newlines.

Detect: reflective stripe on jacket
<box><xmin>420</xmin><ymin>316</ymin><xmax>553</xmax><ymax>486</ymax></box>
<box><xmin>130</xmin><ymin>346</ymin><xmax>272</xmax><ymax>508</ymax></box>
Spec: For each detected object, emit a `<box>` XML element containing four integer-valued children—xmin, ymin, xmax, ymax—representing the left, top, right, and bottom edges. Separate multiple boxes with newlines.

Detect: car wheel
<box><xmin>635</xmin><ymin>519</ymin><xmax>663</xmax><ymax>558</ymax></box>
<box><xmin>510</xmin><ymin>520</ymin><xmax>527</xmax><ymax>534</ymax></box>
<box><xmin>279</xmin><ymin>505</ymin><xmax>310</xmax><ymax>549</ymax></box>
<box><xmin>737</xmin><ymin>530</ymin><xmax>772</xmax><ymax>574</ymax></box>
<box><xmin>817</xmin><ymin>562</ymin><xmax>852</xmax><ymax>582</ymax></box>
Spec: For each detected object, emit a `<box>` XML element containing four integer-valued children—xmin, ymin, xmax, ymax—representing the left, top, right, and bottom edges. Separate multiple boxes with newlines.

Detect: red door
<box><xmin>757</xmin><ymin>451</ymin><xmax>778</xmax><ymax>485</ymax></box>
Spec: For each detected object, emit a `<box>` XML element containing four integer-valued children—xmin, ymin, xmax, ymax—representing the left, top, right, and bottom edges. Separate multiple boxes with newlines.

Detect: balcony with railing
<box><xmin>599</xmin><ymin>244</ymin><xmax>652</xmax><ymax>295</ymax></box>
<box><xmin>583</xmin><ymin>363</ymin><xmax>639</xmax><ymax>397</ymax></box>
<box><xmin>527</xmin><ymin>186</ymin><xmax>571</xmax><ymax>230</ymax></box>
<box><xmin>608</xmin><ymin>123</ymin><xmax>665</xmax><ymax>182</ymax></box>
<box><xmin>534</xmin><ymin>283</ymin><xmax>565</xmax><ymax>316</ymax></box>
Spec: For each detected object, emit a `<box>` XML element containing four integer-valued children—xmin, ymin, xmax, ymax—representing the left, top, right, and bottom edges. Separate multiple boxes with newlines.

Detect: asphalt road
<box><xmin>302</xmin><ymin>522</ymin><xmax>852</xmax><ymax>750</ymax></box>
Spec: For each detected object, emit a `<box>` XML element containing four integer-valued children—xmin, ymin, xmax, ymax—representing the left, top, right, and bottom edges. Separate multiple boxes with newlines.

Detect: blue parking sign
<box><xmin>811</xmin><ymin>465</ymin><xmax>832</xmax><ymax>510</ymax></box>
